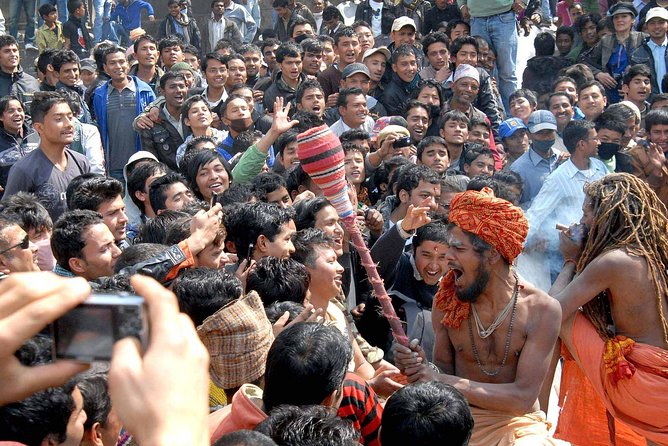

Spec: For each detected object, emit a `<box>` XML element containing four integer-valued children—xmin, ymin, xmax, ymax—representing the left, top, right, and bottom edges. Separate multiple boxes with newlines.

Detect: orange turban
<box><xmin>434</xmin><ymin>187</ymin><xmax>528</xmax><ymax>328</ymax></box>
<box><xmin>449</xmin><ymin>187</ymin><xmax>528</xmax><ymax>262</ymax></box>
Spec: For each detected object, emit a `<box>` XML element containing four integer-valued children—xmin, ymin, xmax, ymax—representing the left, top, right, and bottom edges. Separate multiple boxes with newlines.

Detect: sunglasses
<box><xmin>0</xmin><ymin>234</ymin><xmax>30</xmax><ymax>256</ymax></box>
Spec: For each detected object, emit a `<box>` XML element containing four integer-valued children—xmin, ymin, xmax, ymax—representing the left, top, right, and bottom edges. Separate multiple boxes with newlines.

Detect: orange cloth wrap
<box><xmin>434</xmin><ymin>188</ymin><xmax>529</xmax><ymax>329</ymax></box>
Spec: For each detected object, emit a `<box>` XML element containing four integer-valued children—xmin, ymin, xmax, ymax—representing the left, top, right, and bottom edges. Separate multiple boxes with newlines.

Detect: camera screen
<box><xmin>55</xmin><ymin>306</ymin><xmax>114</xmax><ymax>360</ymax></box>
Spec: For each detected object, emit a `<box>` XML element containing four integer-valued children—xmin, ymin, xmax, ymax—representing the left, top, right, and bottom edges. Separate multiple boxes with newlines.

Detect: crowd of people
<box><xmin>0</xmin><ymin>0</ymin><xmax>667</xmax><ymax>444</ymax></box>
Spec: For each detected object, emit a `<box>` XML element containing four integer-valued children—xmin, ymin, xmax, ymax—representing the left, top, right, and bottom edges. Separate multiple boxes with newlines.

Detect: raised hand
<box><xmin>0</xmin><ymin>273</ymin><xmax>91</xmax><ymax>406</ymax></box>
<box><xmin>401</xmin><ymin>200</ymin><xmax>433</xmax><ymax>232</ymax></box>
<box><xmin>271</xmin><ymin>97</ymin><xmax>299</xmax><ymax>135</ymax></box>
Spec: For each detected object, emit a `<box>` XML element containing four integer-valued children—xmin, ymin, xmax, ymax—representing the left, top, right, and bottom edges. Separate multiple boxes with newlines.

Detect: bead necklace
<box><xmin>467</xmin><ymin>273</ymin><xmax>519</xmax><ymax>377</ymax></box>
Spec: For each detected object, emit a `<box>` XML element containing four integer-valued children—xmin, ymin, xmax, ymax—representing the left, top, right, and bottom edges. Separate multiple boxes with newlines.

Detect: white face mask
<box><xmin>34</xmin><ymin>237</ymin><xmax>56</xmax><ymax>272</ymax></box>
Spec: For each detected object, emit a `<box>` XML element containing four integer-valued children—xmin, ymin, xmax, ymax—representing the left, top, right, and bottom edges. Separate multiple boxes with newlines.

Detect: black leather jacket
<box><xmin>355</xmin><ymin>0</ymin><xmax>398</xmax><ymax>36</ymax></box>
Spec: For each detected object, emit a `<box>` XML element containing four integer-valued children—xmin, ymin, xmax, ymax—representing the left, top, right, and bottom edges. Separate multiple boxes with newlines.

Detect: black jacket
<box><xmin>522</xmin><ymin>55</ymin><xmax>573</xmax><ymax>99</ymax></box>
<box><xmin>381</xmin><ymin>72</ymin><xmax>421</xmax><ymax>116</ymax></box>
<box><xmin>0</xmin><ymin>69</ymin><xmax>40</xmax><ymax>108</ymax></box>
<box><xmin>263</xmin><ymin>71</ymin><xmax>306</xmax><ymax>113</ymax></box>
<box><xmin>355</xmin><ymin>0</ymin><xmax>398</xmax><ymax>36</ymax></box>
<box><xmin>422</xmin><ymin>4</ymin><xmax>461</xmax><ymax>34</ymax></box>
<box><xmin>631</xmin><ymin>37</ymin><xmax>668</xmax><ymax>95</ymax></box>
<box><xmin>0</xmin><ymin>123</ymin><xmax>39</xmax><ymax>195</ymax></box>
<box><xmin>139</xmin><ymin>105</ymin><xmax>187</xmax><ymax>171</ymax></box>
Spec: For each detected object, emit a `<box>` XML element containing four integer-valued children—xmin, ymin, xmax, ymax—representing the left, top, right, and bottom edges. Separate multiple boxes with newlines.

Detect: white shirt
<box><xmin>526</xmin><ymin>157</ymin><xmax>608</xmax><ymax>246</ymax></box>
<box><xmin>329</xmin><ymin>115</ymin><xmax>375</xmax><ymax>137</ymax></box>
<box><xmin>368</xmin><ymin>0</ymin><xmax>383</xmax><ymax>37</ymax></box>
<box><xmin>209</xmin><ymin>15</ymin><xmax>226</xmax><ymax>52</ymax></box>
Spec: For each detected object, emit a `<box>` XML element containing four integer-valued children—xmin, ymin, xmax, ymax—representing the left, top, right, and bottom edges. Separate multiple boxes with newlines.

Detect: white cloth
<box><xmin>368</xmin><ymin>0</ymin><xmax>383</xmax><ymax>37</ymax></box>
<box><xmin>329</xmin><ymin>116</ymin><xmax>375</xmax><ymax>137</ymax></box>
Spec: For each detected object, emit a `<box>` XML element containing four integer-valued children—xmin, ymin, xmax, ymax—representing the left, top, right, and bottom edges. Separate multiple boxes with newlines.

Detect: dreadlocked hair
<box><xmin>578</xmin><ymin>173</ymin><xmax>668</xmax><ymax>344</ymax></box>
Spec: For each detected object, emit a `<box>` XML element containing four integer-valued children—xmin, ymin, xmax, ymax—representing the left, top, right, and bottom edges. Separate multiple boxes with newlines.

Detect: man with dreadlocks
<box><xmin>552</xmin><ymin>173</ymin><xmax>668</xmax><ymax>444</ymax></box>
<box><xmin>395</xmin><ymin>187</ymin><xmax>567</xmax><ymax>446</ymax></box>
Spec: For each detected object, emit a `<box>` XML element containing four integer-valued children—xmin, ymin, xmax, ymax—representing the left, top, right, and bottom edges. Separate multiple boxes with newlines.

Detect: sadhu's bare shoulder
<box><xmin>516</xmin><ymin>276</ymin><xmax>562</xmax><ymax>323</ymax></box>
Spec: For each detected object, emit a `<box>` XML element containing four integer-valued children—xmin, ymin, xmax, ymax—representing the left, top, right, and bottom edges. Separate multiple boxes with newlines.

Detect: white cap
<box><xmin>391</xmin><ymin>16</ymin><xmax>416</xmax><ymax>32</ymax></box>
<box><xmin>646</xmin><ymin>7</ymin><xmax>668</xmax><ymax>23</ymax></box>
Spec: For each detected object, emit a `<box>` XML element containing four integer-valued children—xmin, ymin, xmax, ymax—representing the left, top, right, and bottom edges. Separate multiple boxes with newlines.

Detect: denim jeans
<box><xmin>471</xmin><ymin>10</ymin><xmax>518</xmax><ymax>114</ymax></box>
<box><xmin>92</xmin><ymin>0</ymin><xmax>112</xmax><ymax>44</ymax></box>
<box><xmin>9</xmin><ymin>0</ymin><xmax>36</xmax><ymax>43</ymax></box>
<box><xmin>37</xmin><ymin>0</ymin><xmax>68</xmax><ymax>27</ymax></box>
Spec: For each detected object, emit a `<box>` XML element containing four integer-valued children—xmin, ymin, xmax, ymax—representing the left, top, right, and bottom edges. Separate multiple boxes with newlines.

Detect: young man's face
<box><xmin>622</xmin><ymin>74</ymin><xmax>651</xmax><ymax>103</ymax></box>
<box><xmin>0</xmin><ymin>44</ymin><xmax>20</xmax><ymax>73</ymax></box>
<box><xmin>392</xmin><ymin>53</ymin><xmax>417</xmax><ymax>83</ymax></box>
<box><xmin>341</xmin><ymin>72</ymin><xmax>371</xmax><ymax>95</ymax></box>
<box><xmin>161</xmin><ymin>45</ymin><xmax>184</xmax><ymax>69</ymax></box>
<box><xmin>405</xmin><ymin>106</ymin><xmax>429</xmax><ymax>142</ymax></box>
<box><xmin>321</xmin><ymin>41</ymin><xmax>336</xmax><ymax>65</ymax></box>
<box><xmin>579</xmin><ymin>128</ymin><xmax>600</xmax><ymax>158</ymax></box>
<box><xmin>503</xmin><ymin>129</ymin><xmax>530</xmax><ymax>158</ymax></box>
<box><xmin>549</xmin><ymin>94</ymin><xmax>574</xmax><ymax>129</ymax></box>
<box><xmin>452</xmin><ymin>44</ymin><xmax>477</xmax><ymax>67</ymax></box>
<box><xmin>302</xmin><ymin>49</ymin><xmax>323</xmax><ymax>76</ymax></box>
<box><xmin>104</xmin><ymin>51</ymin><xmax>129</xmax><ymax>82</ymax></box>
<box><xmin>652</xmin><ymin>98</ymin><xmax>668</xmax><ymax>110</ymax></box>
<box><xmin>464</xmin><ymin>154</ymin><xmax>495</xmax><ymax>178</ymax></box>
<box><xmin>391</xmin><ymin>26</ymin><xmax>416</xmax><ymax>46</ymax></box>
<box><xmin>1</xmin><ymin>99</ymin><xmax>24</xmax><ymax>134</ymax></box>
<box><xmin>169</xmin><ymin>2</ymin><xmax>181</xmax><ymax>16</ymax></box>
<box><xmin>80</xmin><ymin>69</ymin><xmax>97</xmax><ymax>87</ymax></box>
<box><xmin>417</xmin><ymin>86</ymin><xmax>440</xmax><ymax>107</ymax></box>
<box><xmin>292</xmin><ymin>23</ymin><xmax>315</xmax><ymax>40</ymax></box>
<box><xmin>363</xmin><ymin>53</ymin><xmax>386</xmax><ymax>83</ymax></box>
<box><xmin>298</xmin><ymin>87</ymin><xmax>325</xmax><ymax>116</ymax></box>
<box><xmin>163</xmin><ymin>77</ymin><xmax>188</xmax><ymax>110</ymax></box>
<box><xmin>97</xmin><ymin>194</ymin><xmax>128</xmax><ymax>242</ymax></box>
<box><xmin>184</xmin><ymin>52</ymin><xmax>200</xmax><ymax>70</ymax></box>
<box><xmin>556</xmin><ymin>33</ymin><xmax>573</xmax><ymax>54</ymax></box>
<box><xmin>336</xmin><ymin>36</ymin><xmax>360</xmax><ymax>66</ymax></box>
<box><xmin>440</xmin><ymin>119</ymin><xmax>469</xmax><ymax>146</ymax></box>
<box><xmin>404</xmin><ymin>180</ymin><xmax>440</xmax><ymax>215</ymax></box>
<box><xmin>580</xmin><ymin>20</ymin><xmax>599</xmax><ymax>47</ymax></box>
<box><xmin>414</xmin><ymin>239</ymin><xmax>448</xmax><ymax>285</ymax></box>
<box><xmin>344</xmin><ymin>150</ymin><xmax>365</xmax><ymax>186</ymax></box>
<box><xmin>469</xmin><ymin>124</ymin><xmax>490</xmax><ymax>147</ymax></box>
<box><xmin>263</xmin><ymin>44</ymin><xmax>279</xmax><ymax>71</ymax></box>
<box><xmin>274</xmin><ymin>6</ymin><xmax>290</xmax><ymax>18</ymax></box>
<box><xmin>509</xmin><ymin>96</ymin><xmax>534</xmax><ymax>122</ymax></box>
<box><xmin>280</xmin><ymin>140</ymin><xmax>300</xmax><ymax>167</ymax></box>
<box><xmin>579</xmin><ymin>85</ymin><xmax>607</xmax><ymax>120</ymax></box>
<box><xmin>355</xmin><ymin>26</ymin><xmax>374</xmax><ymax>56</ymax></box>
<box><xmin>136</xmin><ymin>39</ymin><xmax>158</xmax><ymax>67</ymax></box>
<box><xmin>62</xmin><ymin>387</ymin><xmax>87</xmax><ymax>446</ymax></box>
<box><xmin>647</xmin><ymin>17</ymin><xmax>668</xmax><ymax>41</ymax></box>
<box><xmin>212</xmin><ymin>1</ymin><xmax>225</xmax><ymax>16</ymax></box>
<box><xmin>44</xmin><ymin>10</ymin><xmax>58</xmax><ymax>24</ymax></box>
<box><xmin>0</xmin><ymin>224</ymin><xmax>40</xmax><ymax>274</ymax></box>
<box><xmin>243</xmin><ymin>50</ymin><xmax>262</xmax><ymax>77</ymax></box>
<box><xmin>224</xmin><ymin>97</ymin><xmax>251</xmax><ymax>122</ymax></box>
<box><xmin>74</xmin><ymin>4</ymin><xmax>86</xmax><ymax>17</ymax></box>
<box><xmin>314</xmin><ymin>205</ymin><xmax>344</xmax><ymax>256</ymax></box>
<box><xmin>449</xmin><ymin>23</ymin><xmax>469</xmax><ymax>40</ymax></box>
<box><xmin>554</xmin><ymin>80</ymin><xmax>578</xmax><ymax>103</ymax></box>
<box><xmin>280</xmin><ymin>55</ymin><xmax>303</xmax><ymax>82</ymax></box>
<box><xmin>419</xmin><ymin>143</ymin><xmax>449</xmax><ymax>174</ymax></box>
<box><xmin>265</xmin><ymin>186</ymin><xmax>293</xmax><ymax>208</ymax></box>
<box><xmin>205</xmin><ymin>58</ymin><xmax>228</xmax><ymax>88</ymax></box>
<box><xmin>339</xmin><ymin>93</ymin><xmax>368</xmax><ymax>128</ymax></box>
<box><xmin>649</xmin><ymin>123</ymin><xmax>668</xmax><ymax>152</ymax></box>
<box><xmin>76</xmin><ymin>223</ymin><xmax>121</xmax><ymax>280</ymax></box>
<box><xmin>305</xmin><ymin>245</ymin><xmax>344</xmax><ymax>298</ymax></box>
<box><xmin>58</xmin><ymin>62</ymin><xmax>80</xmax><ymax>86</ymax></box>
<box><xmin>426</xmin><ymin>41</ymin><xmax>449</xmax><ymax>71</ymax></box>
<box><xmin>258</xmin><ymin>220</ymin><xmax>296</xmax><ymax>260</ymax></box>
<box><xmin>163</xmin><ymin>182</ymin><xmax>195</xmax><ymax>211</ymax></box>
<box><xmin>195</xmin><ymin>158</ymin><xmax>230</xmax><ymax>200</ymax></box>
<box><xmin>226</xmin><ymin>58</ymin><xmax>247</xmax><ymax>87</ymax></box>
<box><xmin>35</xmin><ymin>102</ymin><xmax>75</xmax><ymax>146</ymax></box>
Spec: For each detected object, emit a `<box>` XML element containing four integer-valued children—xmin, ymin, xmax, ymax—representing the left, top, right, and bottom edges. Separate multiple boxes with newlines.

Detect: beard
<box><xmin>455</xmin><ymin>264</ymin><xmax>490</xmax><ymax>303</ymax></box>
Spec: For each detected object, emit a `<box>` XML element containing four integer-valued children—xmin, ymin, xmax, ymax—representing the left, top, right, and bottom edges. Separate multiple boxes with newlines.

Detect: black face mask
<box><xmin>228</xmin><ymin>117</ymin><xmax>253</xmax><ymax>133</ymax></box>
<box><xmin>598</xmin><ymin>142</ymin><xmax>621</xmax><ymax>160</ymax></box>
<box><xmin>294</xmin><ymin>34</ymin><xmax>309</xmax><ymax>44</ymax></box>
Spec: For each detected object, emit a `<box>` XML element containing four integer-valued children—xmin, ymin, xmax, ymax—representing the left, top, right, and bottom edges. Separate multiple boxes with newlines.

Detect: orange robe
<box><xmin>566</xmin><ymin>313</ymin><xmax>668</xmax><ymax>445</ymax></box>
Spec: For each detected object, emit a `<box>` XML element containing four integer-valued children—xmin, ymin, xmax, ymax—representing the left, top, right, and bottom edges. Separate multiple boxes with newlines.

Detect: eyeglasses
<box><xmin>0</xmin><ymin>234</ymin><xmax>30</xmax><ymax>256</ymax></box>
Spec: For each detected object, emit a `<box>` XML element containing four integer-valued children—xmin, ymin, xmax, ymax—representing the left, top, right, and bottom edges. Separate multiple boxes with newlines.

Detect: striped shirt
<box><xmin>338</xmin><ymin>373</ymin><xmax>383</xmax><ymax>446</ymax></box>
